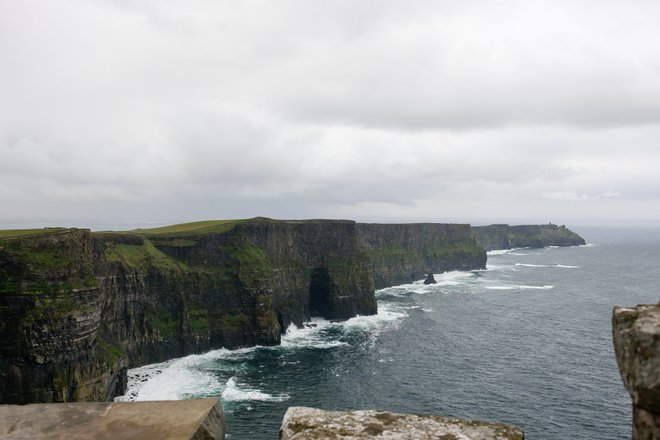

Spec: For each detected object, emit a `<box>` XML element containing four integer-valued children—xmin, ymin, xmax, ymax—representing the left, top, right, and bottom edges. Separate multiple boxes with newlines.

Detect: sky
<box><xmin>1</xmin><ymin>0</ymin><xmax>659</xmax><ymax>229</ymax></box>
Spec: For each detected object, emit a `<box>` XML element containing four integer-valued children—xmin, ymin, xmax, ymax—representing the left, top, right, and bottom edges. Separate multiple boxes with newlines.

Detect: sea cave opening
<box><xmin>309</xmin><ymin>267</ymin><xmax>332</xmax><ymax>319</ymax></box>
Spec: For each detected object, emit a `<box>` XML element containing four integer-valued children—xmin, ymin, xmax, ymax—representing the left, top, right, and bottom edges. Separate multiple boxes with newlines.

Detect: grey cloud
<box><xmin>1</xmin><ymin>0</ymin><xmax>659</xmax><ymax>226</ymax></box>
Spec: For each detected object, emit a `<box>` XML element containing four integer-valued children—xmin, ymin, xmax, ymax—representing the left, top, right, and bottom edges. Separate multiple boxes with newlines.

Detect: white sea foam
<box><xmin>485</xmin><ymin>284</ymin><xmax>554</xmax><ymax>291</ymax></box>
<box><xmin>487</xmin><ymin>249</ymin><xmax>513</xmax><ymax>256</ymax></box>
<box><xmin>515</xmin><ymin>263</ymin><xmax>580</xmax><ymax>269</ymax></box>
<box><xmin>341</xmin><ymin>303</ymin><xmax>408</xmax><ymax>332</ymax></box>
<box><xmin>221</xmin><ymin>377</ymin><xmax>289</xmax><ymax>402</ymax></box>
<box><xmin>116</xmin><ymin>349</ymin><xmax>238</xmax><ymax>402</ymax></box>
<box><xmin>280</xmin><ymin>319</ymin><xmax>348</xmax><ymax>349</ymax></box>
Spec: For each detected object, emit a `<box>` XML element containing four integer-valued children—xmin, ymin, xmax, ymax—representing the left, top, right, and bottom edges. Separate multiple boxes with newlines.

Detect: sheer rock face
<box><xmin>613</xmin><ymin>304</ymin><xmax>660</xmax><ymax>439</ymax></box>
<box><xmin>280</xmin><ymin>407</ymin><xmax>524</xmax><ymax>440</ymax></box>
<box><xmin>0</xmin><ymin>218</ymin><xmax>485</xmax><ymax>404</ymax></box>
<box><xmin>356</xmin><ymin>223</ymin><xmax>486</xmax><ymax>289</ymax></box>
<box><xmin>471</xmin><ymin>224</ymin><xmax>585</xmax><ymax>251</ymax></box>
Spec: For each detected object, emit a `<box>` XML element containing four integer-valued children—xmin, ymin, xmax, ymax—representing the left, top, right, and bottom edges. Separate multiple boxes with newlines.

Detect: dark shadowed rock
<box><xmin>280</xmin><ymin>407</ymin><xmax>524</xmax><ymax>440</ymax></box>
<box><xmin>423</xmin><ymin>273</ymin><xmax>437</xmax><ymax>284</ymax></box>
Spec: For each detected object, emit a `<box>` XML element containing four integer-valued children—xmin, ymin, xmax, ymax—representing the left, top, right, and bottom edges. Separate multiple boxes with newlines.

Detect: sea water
<box><xmin>117</xmin><ymin>226</ymin><xmax>660</xmax><ymax>439</ymax></box>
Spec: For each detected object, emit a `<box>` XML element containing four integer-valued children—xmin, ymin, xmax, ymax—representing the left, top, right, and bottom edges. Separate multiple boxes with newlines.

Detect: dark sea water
<box><xmin>117</xmin><ymin>226</ymin><xmax>660</xmax><ymax>439</ymax></box>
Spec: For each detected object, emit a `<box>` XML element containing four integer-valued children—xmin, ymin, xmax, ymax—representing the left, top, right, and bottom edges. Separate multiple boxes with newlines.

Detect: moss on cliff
<box><xmin>104</xmin><ymin>240</ymin><xmax>189</xmax><ymax>272</ymax></box>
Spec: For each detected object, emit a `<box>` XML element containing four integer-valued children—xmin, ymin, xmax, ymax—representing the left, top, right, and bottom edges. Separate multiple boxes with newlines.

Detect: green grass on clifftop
<box><xmin>104</xmin><ymin>240</ymin><xmax>189</xmax><ymax>271</ymax></box>
<box><xmin>0</xmin><ymin>228</ymin><xmax>67</xmax><ymax>240</ymax></box>
<box><xmin>131</xmin><ymin>220</ymin><xmax>246</xmax><ymax>236</ymax></box>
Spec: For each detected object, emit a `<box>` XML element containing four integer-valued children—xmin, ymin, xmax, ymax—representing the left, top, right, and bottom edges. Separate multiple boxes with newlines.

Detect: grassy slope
<box><xmin>131</xmin><ymin>219</ymin><xmax>245</xmax><ymax>236</ymax></box>
<box><xmin>0</xmin><ymin>228</ymin><xmax>67</xmax><ymax>240</ymax></box>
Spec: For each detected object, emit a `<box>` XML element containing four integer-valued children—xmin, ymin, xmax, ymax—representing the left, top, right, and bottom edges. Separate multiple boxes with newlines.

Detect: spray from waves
<box><xmin>280</xmin><ymin>319</ymin><xmax>348</xmax><ymax>349</ymax></box>
<box><xmin>487</xmin><ymin>249</ymin><xmax>514</xmax><ymax>256</ymax></box>
<box><xmin>221</xmin><ymin>377</ymin><xmax>289</xmax><ymax>403</ymax></box>
<box><xmin>281</xmin><ymin>302</ymin><xmax>408</xmax><ymax>348</ymax></box>
<box><xmin>115</xmin><ymin>348</ymin><xmax>244</xmax><ymax>402</ymax></box>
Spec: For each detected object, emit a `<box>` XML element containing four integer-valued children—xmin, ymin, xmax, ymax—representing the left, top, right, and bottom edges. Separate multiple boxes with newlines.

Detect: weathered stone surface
<box><xmin>613</xmin><ymin>305</ymin><xmax>660</xmax><ymax>412</ymax></box>
<box><xmin>280</xmin><ymin>407</ymin><xmax>524</xmax><ymax>440</ymax></box>
<box><xmin>0</xmin><ymin>398</ymin><xmax>225</xmax><ymax>439</ymax></box>
<box><xmin>613</xmin><ymin>304</ymin><xmax>660</xmax><ymax>439</ymax></box>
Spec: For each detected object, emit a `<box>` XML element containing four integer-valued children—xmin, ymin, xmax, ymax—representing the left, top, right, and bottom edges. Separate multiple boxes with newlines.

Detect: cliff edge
<box><xmin>471</xmin><ymin>223</ymin><xmax>585</xmax><ymax>251</ymax></box>
<box><xmin>0</xmin><ymin>218</ymin><xmax>485</xmax><ymax>404</ymax></box>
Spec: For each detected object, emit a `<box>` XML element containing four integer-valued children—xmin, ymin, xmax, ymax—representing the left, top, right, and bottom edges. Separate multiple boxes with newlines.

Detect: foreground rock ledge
<box><xmin>613</xmin><ymin>304</ymin><xmax>660</xmax><ymax>439</ymax></box>
<box><xmin>0</xmin><ymin>398</ymin><xmax>225</xmax><ymax>440</ymax></box>
<box><xmin>280</xmin><ymin>407</ymin><xmax>524</xmax><ymax>439</ymax></box>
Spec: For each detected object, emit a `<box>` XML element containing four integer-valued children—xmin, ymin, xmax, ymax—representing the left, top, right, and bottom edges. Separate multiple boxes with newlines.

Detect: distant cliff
<box><xmin>0</xmin><ymin>218</ymin><xmax>485</xmax><ymax>404</ymax></box>
<box><xmin>357</xmin><ymin>223</ymin><xmax>485</xmax><ymax>289</ymax></box>
<box><xmin>471</xmin><ymin>223</ymin><xmax>586</xmax><ymax>251</ymax></box>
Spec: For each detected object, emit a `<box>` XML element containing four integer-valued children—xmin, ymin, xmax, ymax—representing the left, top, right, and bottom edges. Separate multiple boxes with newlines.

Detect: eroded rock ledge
<box><xmin>0</xmin><ymin>400</ymin><xmax>525</xmax><ymax>439</ymax></box>
<box><xmin>280</xmin><ymin>407</ymin><xmax>524</xmax><ymax>440</ymax></box>
<box><xmin>613</xmin><ymin>304</ymin><xmax>660</xmax><ymax>439</ymax></box>
<box><xmin>0</xmin><ymin>398</ymin><xmax>225</xmax><ymax>440</ymax></box>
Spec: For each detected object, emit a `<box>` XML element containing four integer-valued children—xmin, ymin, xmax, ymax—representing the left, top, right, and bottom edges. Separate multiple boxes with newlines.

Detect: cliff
<box><xmin>471</xmin><ymin>223</ymin><xmax>585</xmax><ymax>251</ymax></box>
<box><xmin>613</xmin><ymin>304</ymin><xmax>660</xmax><ymax>439</ymax></box>
<box><xmin>356</xmin><ymin>223</ymin><xmax>485</xmax><ymax>289</ymax></box>
<box><xmin>0</xmin><ymin>218</ymin><xmax>484</xmax><ymax>404</ymax></box>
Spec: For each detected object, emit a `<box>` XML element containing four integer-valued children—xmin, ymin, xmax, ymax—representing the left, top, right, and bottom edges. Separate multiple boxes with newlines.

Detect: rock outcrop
<box><xmin>280</xmin><ymin>407</ymin><xmax>524</xmax><ymax>439</ymax></box>
<box><xmin>0</xmin><ymin>398</ymin><xmax>225</xmax><ymax>439</ymax></box>
<box><xmin>357</xmin><ymin>223</ymin><xmax>486</xmax><ymax>289</ymax></box>
<box><xmin>0</xmin><ymin>218</ymin><xmax>485</xmax><ymax>404</ymax></box>
<box><xmin>613</xmin><ymin>304</ymin><xmax>660</xmax><ymax>439</ymax></box>
<box><xmin>471</xmin><ymin>224</ymin><xmax>585</xmax><ymax>251</ymax></box>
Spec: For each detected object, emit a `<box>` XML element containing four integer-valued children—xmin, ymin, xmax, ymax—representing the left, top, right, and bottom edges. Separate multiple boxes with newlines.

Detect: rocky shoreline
<box><xmin>0</xmin><ymin>218</ymin><xmax>583</xmax><ymax>405</ymax></box>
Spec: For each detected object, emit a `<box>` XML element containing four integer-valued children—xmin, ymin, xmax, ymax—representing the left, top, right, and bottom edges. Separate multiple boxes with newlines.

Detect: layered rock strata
<box><xmin>357</xmin><ymin>223</ymin><xmax>485</xmax><ymax>289</ymax></box>
<box><xmin>613</xmin><ymin>304</ymin><xmax>660</xmax><ymax>439</ymax></box>
<box><xmin>471</xmin><ymin>224</ymin><xmax>585</xmax><ymax>251</ymax></box>
<box><xmin>280</xmin><ymin>407</ymin><xmax>524</xmax><ymax>439</ymax></box>
<box><xmin>0</xmin><ymin>218</ymin><xmax>485</xmax><ymax>404</ymax></box>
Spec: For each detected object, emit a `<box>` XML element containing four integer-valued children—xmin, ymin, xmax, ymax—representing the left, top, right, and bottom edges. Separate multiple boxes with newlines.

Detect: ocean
<box><xmin>116</xmin><ymin>226</ymin><xmax>660</xmax><ymax>439</ymax></box>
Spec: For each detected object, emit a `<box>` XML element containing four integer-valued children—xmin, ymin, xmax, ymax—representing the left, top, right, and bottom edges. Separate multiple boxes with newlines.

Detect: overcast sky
<box><xmin>1</xmin><ymin>0</ymin><xmax>659</xmax><ymax>229</ymax></box>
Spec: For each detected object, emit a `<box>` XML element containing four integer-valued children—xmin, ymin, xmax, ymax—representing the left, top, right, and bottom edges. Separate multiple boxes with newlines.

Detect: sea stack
<box><xmin>423</xmin><ymin>272</ymin><xmax>437</xmax><ymax>284</ymax></box>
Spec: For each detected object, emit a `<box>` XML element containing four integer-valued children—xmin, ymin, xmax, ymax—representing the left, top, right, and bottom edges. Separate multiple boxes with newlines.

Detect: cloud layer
<box><xmin>1</xmin><ymin>0</ymin><xmax>659</xmax><ymax>227</ymax></box>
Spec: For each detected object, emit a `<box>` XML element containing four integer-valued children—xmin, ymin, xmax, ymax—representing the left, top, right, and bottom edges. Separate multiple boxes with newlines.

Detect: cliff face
<box><xmin>356</xmin><ymin>223</ymin><xmax>486</xmax><ymax>289</ymax></box>
<box><xmin>471</xmin><ymin>223</ymin><xmax>586</xmax><ymax>251</ymax></box>
<box><xmin>0</xmin><ymin>219</ymin><xmax>385</xmax><ymax>404</ymax></box>
<box><xmin>613</xmin><ymin>304</ymin><xmax>660</xmax><ymax>439</ymax></box>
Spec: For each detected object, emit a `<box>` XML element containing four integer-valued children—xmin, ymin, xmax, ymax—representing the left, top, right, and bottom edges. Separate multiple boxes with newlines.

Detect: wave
<box><xmin>515</xmin><ymin>263</ymin><xmax>580</xmax><ymax>269</ymax></box>
<box><xmin>487</xmin><ymin>249</ymin><xmax>514</xmax><ymax>256</ymax></box>
<box><xmin>487</xmin><ymin>247</ymin><xmax>529</xmax><ymax>256</ymax></box>
<box><xmin>221</xmin><ymin>377</ymin><xmax>289</xmax><ymax>403</ymax></box>
<box><xmin>485</xmin><ymin>284</ymin><xmax>554</xmax><ymax>291</ymax></box>
<box><xmin>280</xmin><ymin>319</ymin><xmax>348</xmax><ymax>349</ymax></box>
<box><xmin>115</xmin><ymin>348</ymin><xmax>238</xmax><ymax>402</ymax></box>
